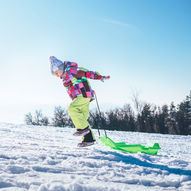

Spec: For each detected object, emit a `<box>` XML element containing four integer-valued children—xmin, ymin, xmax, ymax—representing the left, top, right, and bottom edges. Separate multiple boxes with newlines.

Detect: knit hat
<box><xmin>49</xmin><ymin>56</ymin><xmax>65</xmax><ymax>74</ymax></box>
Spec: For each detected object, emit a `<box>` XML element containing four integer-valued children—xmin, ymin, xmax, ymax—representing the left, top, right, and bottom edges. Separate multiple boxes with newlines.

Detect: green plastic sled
<box><xmin>99</xmin><ymin>136</ymin><xmax>161</xmax><ymax>155</ymax></box>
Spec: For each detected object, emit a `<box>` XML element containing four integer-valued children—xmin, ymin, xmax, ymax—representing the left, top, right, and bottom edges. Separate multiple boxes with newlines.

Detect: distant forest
<box><xmin>25</xmin><ymin>91</ymin><xmax>191</xmax><ymax>135</ymax></box>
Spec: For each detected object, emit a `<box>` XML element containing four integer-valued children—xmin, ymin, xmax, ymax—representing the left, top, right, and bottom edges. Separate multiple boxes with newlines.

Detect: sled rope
<box><xmin>94</xmin><ymin>91</ymin><xmax>107</xmax><ymax>137</ymax></box>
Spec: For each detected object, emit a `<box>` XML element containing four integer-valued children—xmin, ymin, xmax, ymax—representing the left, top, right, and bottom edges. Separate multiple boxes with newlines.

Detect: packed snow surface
<box><xmin>0</xmin><ymin>123</ymin><xmax>191</xmax><ymax>191</ymax></box>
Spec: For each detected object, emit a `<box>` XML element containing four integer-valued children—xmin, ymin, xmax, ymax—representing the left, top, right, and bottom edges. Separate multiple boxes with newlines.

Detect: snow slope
<box><xmin>0</xmin><ymin>123</ymin><xmax>191</xmax><ymax>191</ymax></box>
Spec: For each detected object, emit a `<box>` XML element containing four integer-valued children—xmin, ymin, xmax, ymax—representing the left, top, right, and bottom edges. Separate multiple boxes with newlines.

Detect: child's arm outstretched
<box><xmin>70</xmin><ymin>65</ymin><xmax>110</xmax><ymax>82</ymax></box>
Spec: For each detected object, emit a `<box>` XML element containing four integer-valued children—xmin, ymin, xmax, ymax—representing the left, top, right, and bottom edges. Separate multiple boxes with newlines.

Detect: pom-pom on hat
<box><xmin>49</xmin><ymin>56</ymin><xmax>65</xmax><ymax>74</ymax></box>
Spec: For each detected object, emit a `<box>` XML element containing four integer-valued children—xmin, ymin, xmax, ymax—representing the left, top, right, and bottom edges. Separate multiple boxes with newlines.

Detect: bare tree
<box><xmin>25</xmin><ymin>112</ymin><xmax>33</xmax><ymax>125</ymax></box>
<box><xmin>25</xmin><ymin>110</ymin><xmax>49</xmax><ymax>126</ymax></box>
<box><xmin>131</xmin><ymin>90</ymin><xmax>143</xmax><ymax>115</ymax></box>
<box><xmin>52</xmin><ymin>106</ymin><xmax>72</xmax><ymax>127</ymax></box>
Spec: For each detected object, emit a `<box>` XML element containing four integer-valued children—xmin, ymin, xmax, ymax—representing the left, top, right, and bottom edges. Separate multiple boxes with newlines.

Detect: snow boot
<box><xmin>77</xmin><ymin>128</ymin><xmax>95</xmax><ymax>147</ymax></box>
<box><xmin>73</xmin><ymin>127</ymin><xmax>90</xmax><ymax>136</ymax></box>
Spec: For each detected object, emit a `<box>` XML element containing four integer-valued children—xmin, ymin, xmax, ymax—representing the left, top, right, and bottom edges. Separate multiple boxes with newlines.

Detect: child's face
<box><xmin>54</xmin><ymin>70</ymin><xmax>63</xmax><ymax>78</ymax></box>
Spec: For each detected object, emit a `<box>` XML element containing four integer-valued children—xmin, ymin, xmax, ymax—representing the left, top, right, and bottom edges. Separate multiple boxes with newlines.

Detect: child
<box><xmin>49</xmin><ymin>56</ymin><xmax>110</xmax><ymax>147</ymax></box>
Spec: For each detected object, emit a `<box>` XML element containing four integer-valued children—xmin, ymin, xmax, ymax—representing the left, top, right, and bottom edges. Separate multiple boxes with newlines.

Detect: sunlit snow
<box><xmin>0</xmin><ymin>123</ymin><xmax>191</xmax><ymax>191</ymax></box>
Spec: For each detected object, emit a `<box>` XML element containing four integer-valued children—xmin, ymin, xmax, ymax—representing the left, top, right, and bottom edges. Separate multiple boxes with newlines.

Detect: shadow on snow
<box><xmin>95</xmin><ymin>150</ymin><xmax>191</xmax><ymax>176</ymax></box>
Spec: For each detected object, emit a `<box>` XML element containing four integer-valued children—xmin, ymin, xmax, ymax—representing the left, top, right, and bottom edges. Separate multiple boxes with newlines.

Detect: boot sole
<box><xmin>77</xmin><ymin>142</ymin><xmax>94</xmax><ymax>147</ymax></box>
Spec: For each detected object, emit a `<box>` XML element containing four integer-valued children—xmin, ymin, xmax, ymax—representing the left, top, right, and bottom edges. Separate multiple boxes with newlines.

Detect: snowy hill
<box><xmin>0</xmin><ymin>123</ymin><xmax>191</xmax><ymax>191</ymax></box>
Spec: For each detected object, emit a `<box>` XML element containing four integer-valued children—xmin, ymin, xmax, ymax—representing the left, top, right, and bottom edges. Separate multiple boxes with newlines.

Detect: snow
<box><xmin>0</xmin><ymin>123</ymin><xmax>191</xmax><ymax>191</ymax></box>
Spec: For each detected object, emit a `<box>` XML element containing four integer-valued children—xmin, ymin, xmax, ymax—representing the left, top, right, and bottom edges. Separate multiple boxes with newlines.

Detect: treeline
<box><xmin>25</xmin><ymin>91</ymin><xmax>191</xmax><ymax>135</ymax></box>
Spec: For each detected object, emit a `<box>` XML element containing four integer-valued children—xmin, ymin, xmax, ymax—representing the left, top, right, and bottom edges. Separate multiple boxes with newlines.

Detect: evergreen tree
<box><xmin>121</xmin><ymin>104</ymin><xmax>136</xmax><ymax>132</ymax></box>
<box><xmin>105</xmin><ymin>109</ymin><xmax>120</xmax><ymax>131</ymax></box>
<box><xmin>167</xmin><ymin>102</ymin><xmax>179</xmax><ymax>134</ymax></box>
<box><xmin>136</xmin><ymin>103</ymin><xmax>154</xmax><ymax>133</ymax></box>
<box><xmin>156</xmin><ymin>105</ymin><xmax>169</xmax><ymax>134</ymax></box>
<box><xmin>176</xmin><ymin>92</ymin><xmax>191</xmax><ymax>135</ymax></box>
<box><xmin>89</xmin><ymin>110</ymin><xmax>106</xmax><ymax>130</ymax></box>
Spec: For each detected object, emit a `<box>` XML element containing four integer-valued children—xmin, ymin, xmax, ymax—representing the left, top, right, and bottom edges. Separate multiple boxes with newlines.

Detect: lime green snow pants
<box><xmin>68</xmin><ymin>94</ymin><xmax>95</xmax><ymax>140</ymax></box>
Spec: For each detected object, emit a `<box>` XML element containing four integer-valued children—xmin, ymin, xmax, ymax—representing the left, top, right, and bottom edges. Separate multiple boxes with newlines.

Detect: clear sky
<box><xmin>0</xmin><ymin>0</ymin><xmax>190</xmax><ymax>123</ymax></box>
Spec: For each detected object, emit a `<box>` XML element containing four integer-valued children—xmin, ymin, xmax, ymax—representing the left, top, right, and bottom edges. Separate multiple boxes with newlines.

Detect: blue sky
<box><xmin>0</xmin><ymin>0</ymin><xmax>190</xmax><ymax>123</ymax></box>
